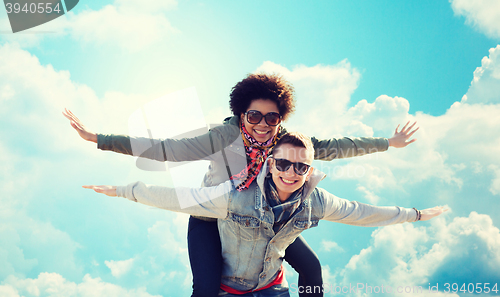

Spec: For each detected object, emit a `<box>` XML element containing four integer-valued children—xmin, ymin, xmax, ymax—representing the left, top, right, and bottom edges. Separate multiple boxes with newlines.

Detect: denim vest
<box><xmin>117</xmin><ymin>157</ymin><xmax>417</xmax><ymax>291</ymax></box>
<box><xmin>218</xmin><ymin>161</ymin><xmax>325</xmax><ymax>291</ymax></box>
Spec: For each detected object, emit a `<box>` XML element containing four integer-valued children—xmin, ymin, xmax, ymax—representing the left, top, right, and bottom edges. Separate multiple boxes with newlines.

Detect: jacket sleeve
<box><xmin>97</xmin><ymin>125</ymin><xmax>238</xmax><ymax>162</ymax></box>
<box><xmin>317</xmin><ymin>188</ymin><xmax>417</xmax><ymax>226</ymax></box>
<box><xmin>311</xmin><ymin>136</ymin><xmax>389</xmax><ymax>161</ymax></box>
<box><xmin>115</xmin><ymin>180</ymin><xmax>233</xmax><ymax>219</ymax></box>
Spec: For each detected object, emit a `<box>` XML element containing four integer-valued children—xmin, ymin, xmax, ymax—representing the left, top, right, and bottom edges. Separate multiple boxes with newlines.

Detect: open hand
<box><xmin>419</xmin><ymin>206</ymin><xmax>449</xmax><ymax>221</ymax></box>
<box><xmin>388</xmin><ymin>121</ymin><xmax>419</xmax><ymax>148</ymax></box>
<box><xmin>83</xmin><ymin>185</ymin><xmax>117</xmax><ymax>197</ymax></box>
<box><xmin>63</xmin><ymin>108</ymin><xmax>98</xmax><ymax>143</ymax></box>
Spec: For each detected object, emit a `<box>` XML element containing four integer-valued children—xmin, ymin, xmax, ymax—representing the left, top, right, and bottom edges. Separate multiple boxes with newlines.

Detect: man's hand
<box><xmin>419</xmin><ymin>206</ymin><xmax>449</xmax><ymax>221</ymax></box>
<box><xmin>63</xmin><ymin>108</ymin><xmax>98</xmax><ymax>143</ymax></box>
<box><xmin>388</xmin><ymin>121</ymin><xmax>419</xmax><ymax>148</ymax></box>
<box><xmin>83</xmin><ymin>185</ymin><xmax>117</xmax><ymax>197</ymax></box>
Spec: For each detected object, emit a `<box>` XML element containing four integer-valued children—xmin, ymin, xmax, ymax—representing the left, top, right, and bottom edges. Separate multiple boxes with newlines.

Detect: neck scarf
<box><xmin>231</xmin><ymin>121</ymin><xmax>281</xmax><ymax>191</ymax></box>
<box><xmin>265</xmin><ymin>177</ymin><xmax>304</xmax><ymax>233</ymax></box>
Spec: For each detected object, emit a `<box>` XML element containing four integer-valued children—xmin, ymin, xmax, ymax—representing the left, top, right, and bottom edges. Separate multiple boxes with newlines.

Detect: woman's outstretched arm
<box><xmin>311</xmin><ymin>121</ymin><xmax>419</xmax><ymax>161</ymax></box>
<box><xmin>63</xmin><ymin>108</ymin><xmax>97</xmax><ymax>143</ymax></box>
<box><xmin>63</xmin><ymin>109</ymin><xmax>239</xmax><ymax>163</ymax></box>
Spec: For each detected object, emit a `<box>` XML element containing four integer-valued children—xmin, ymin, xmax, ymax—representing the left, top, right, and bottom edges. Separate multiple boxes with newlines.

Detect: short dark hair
<box><xmin>229</xmin><ymin>73</ymin><xmax>295</xmax><ymax>121</ymax></box>
<box><xmin>272</xmin><ymin>132</ymin><xmax>314</xmax><ymax>162</ymax></box>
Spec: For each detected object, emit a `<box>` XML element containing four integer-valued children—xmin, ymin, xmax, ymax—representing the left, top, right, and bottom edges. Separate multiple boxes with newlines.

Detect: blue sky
<box><xmin>1</xmin><ymin>1</ymin><xmax>500</xmax><ymax>296</ymax></box>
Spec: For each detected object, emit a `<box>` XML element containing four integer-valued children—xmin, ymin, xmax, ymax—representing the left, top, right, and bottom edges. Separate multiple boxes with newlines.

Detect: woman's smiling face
<box><xmin>240</xmin><ymin>99</ymin><xmax>281</xmax><ymax>143</ymax></box>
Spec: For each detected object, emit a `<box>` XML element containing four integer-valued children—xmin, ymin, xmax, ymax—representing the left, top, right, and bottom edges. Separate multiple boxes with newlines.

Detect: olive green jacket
<box><xmin>97</xmin><ymin>115</ymin><xmax>388</xmax><ymax>198</ymax></box>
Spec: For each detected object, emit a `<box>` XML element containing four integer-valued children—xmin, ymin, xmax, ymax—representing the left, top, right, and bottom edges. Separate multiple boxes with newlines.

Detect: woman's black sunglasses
<box><xmin>272</xmin><ymin>158</ymin><xmax>311</xmax><ymax>176</ymax></box>
<box><xmin>244</xmin><ymin>110</ymin><xmax>281</xmax><ymax>126</ymax></box>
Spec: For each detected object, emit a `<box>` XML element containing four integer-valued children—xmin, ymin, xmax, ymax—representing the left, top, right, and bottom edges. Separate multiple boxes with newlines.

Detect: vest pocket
<box><xmin>293</xmin><ymin>219</ymin><xmax>319</xmax><ymax>230</ymax></box>
<box><xmin>228</xmin><ymin>213</ymin><xmax>261</xmax><ymax>241</ymax></box>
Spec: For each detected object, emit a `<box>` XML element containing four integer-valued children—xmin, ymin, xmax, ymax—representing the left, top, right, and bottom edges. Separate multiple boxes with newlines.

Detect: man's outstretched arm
<box><xmin>318</xmin><ymin>188</ymin><xmax>447</xmax><ymax>226</ymax></box>
<box><xmin>83</xmin><ymin>180</ymin><xmax>233</xmax><ymax>219</ymax></box>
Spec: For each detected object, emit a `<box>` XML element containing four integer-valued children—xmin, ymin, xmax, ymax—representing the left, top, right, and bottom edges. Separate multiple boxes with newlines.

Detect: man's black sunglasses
<box><xmin>272</xmin><ymin>158</ymin><xmax>311</xmax><ymax>176</ymax></box>
<box><xmin>244</xmin><ymin>110</ymin><xmax>281</xmax><ymax>126</ymax></box>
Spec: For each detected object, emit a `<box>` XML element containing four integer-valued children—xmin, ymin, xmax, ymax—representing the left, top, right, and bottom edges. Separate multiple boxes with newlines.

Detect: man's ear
<box><xmin>268</xmin><ymin>158</ymin><xmax>274</xmax><ymax>173</ymax></box>
<box><xmin>305</xmin><ymin>166</ymin><xmax>314</xmax><ymax>181</ymax></box>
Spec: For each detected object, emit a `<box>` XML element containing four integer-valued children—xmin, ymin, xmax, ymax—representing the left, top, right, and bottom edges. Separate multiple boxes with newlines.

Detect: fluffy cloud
<box><xmin>67</xmin><ymin>2</ymin><xmax>178</xmax><ymax>52</ymax></box>
<box><xmin>256</xmin><ymin>60</ymin><xmax>361</xmax><ymax>139</ymax></box>
<box><xmin>0</xmin><ymin>0</ymin><xmax>178</xmax><ymax>51</ymax></box>
<box><xmin>450</xmin><ymin>0</ymin><xmax>500</xmax><ymax>39</ymax></box>
<box><xmin>257</xmin><ymin>47</ymin><xmax>500</xmax><ymax>203</ymax></box>
<box><xmin>331</xmin><ymin>97</ymin><xmax>500</xmax><ymax>193</ymax></box>
<box><xmin>0</xmin><ymin>42</ymin><xmax>197</xmax><ymax>295</ymax></box>
<box><xmin>105</xmin><ymin>259</ymin><xmax>135</xmax><ymax>278</ymax></box>
<box><xmin>320</xmin><ymin>240</ymin><xmax>345</xmax><ymax>253</ymax></box>
<box><xmin>489</xmin><ymin>165</ymin><xmax>500</xmax><ymax>195</ymax></box>
<box><xmin>0</xmin><ymin>209</ymin><xmax>82</xmax><ymax>281</ymax></box>
<box><xmin>0</xmin><ymin>141</ymin><xmax>83</xmax><ymax>282</ymax></box>
<box><xmin>328</xmin><ymin>212</ymin><xmax>500</xmax><ymax>297</ymax></box>
<box><xmin>0</xmin><ymin>43</ymin><xmax>154</xmax><ymax>152</ymax></box>
<box><xmin>461</xmin><ymin>45</ymin><xmax>500</xmax><ymax>105</ymax></box>
<box><xmin>356</xmin><ymin>186</ymin><xmax>381</xmax><ymax>205</ymax></box>
<box><xmin>0</xmin><ymin>273</ymin><xmax>161</xmax><ymax>297</ymax></box>
<box><xmin>113</xmin><ymin>0</ymin><xmax>177</xmax><ymax>14</ymax></box>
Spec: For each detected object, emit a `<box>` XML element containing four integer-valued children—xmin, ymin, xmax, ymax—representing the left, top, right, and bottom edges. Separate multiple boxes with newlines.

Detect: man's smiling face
<box><xmin>269</xmin><ymin>143</ymin><xmax>313</xmax><ymax>202</ymax></box>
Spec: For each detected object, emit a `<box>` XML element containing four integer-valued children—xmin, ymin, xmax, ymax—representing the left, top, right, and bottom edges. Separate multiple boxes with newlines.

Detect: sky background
<box><xmin>1</xmin><ymin>0</ymin><xmax>500</xmax><ymax>296</ymax></box>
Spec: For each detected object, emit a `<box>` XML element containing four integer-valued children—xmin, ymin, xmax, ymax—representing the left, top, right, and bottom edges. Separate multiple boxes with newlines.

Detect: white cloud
<box><xmin>255</xmin><ymin>60</ymin><xmax>361</xmax><ymax>139</ymax></box>
<box><xmin>0</xmin><ymin>202</ymin><xmax>82</xmax><ymax>281</ymax></box>
<box><xmin>0</xmin><ymin>0</ymin><xmax>179</xmax><ymax>51</ymax></box>
<box><xmin>461</xmin><ymin>45</ymin><xmax>500</xmax><ymax>104</ymax></box>
<box><xmin>251</xmin><ymin>54</ymin><xmax>499</xmax><ymax>297</ymax></box>
<box><xmin>0</xmin><ymin>43</ymin><xmax>155</xmax><ymax>152</ymax></box>
<box><xmin>320</xmin><ymin>240</ymin><xmax>344</xmax><ymax>253</ymax></box>
<box><xmin>0</xmin><ymin>285</ymin><xmax>20</xmax><ymax>297</ymax></box>
<box><xmin>0</xmin><ymin>143</ymin><xmax>83</xmax><ymax>282</ymax></box>
<box><xmin>67</xmin><ymin>4</ymin><xmax>178</xmax><ymax>52</ymax></box>
<box><xmin>0</xmin><ymin>84</ymin><xmax>15</xmax><ymax>100</ymax></box>
<box><xmin>0</xmin><ymin>42</ymin><xmax>198</xmax><ymax>295</ymax></box>
<box><xmin>114</xmin><ymin>0</ymin><xmax>177</xmax><ymax>14</ymax></box>
<box><xmin>147</xmin><ymin>218</ymin><xmax>188</xmax><ymax>257</ymax></box>
<box><xmin>331</xmin><ymin>212</ymin><xmax>500</xmax><ymax>297</ymax></box>
<box><xmin>1</xmin><ymin>273</ymin><xmax>162</xmax><ymax>297</ymax></box>
<box><xmin>105</xmin><ymin>259</ymin><xmax>135</xmax><ymax>278</ymax></box>
<box><xmin>450</xmin><ymin>0</ymin><xmax>500</xmax><ymax>39</ymax></box>
<box><xmin>258</xmin><ymin>47</ymin><xmax>500</xmax><ymax>200</ymax></box>
<box><xmin>356</xmin><ymin>186</ymin><xmax>380</xmax><ymax>205</ymax></box>
<box><xmin>489</xmin><ymin>165</ymin><xmax>500</xmax><ymax>195</ymax></box>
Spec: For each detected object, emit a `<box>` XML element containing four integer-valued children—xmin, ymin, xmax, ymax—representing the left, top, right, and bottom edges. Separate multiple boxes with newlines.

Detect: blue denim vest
<box><xmin>218</xmin><ymin>161</ymin><xmax>325</xmax><ymax>291</ymax></box>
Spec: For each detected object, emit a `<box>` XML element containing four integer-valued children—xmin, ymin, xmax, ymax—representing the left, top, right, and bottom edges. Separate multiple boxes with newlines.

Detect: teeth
<box><xmin>254</xmin><ymin>130</ymin><xmax>268</xmax><ymax>135</ymax></box>
<box><xmin>281</xmin><ymin>178</ymin><xmax>295</xmax><ymax>184</ymax></box>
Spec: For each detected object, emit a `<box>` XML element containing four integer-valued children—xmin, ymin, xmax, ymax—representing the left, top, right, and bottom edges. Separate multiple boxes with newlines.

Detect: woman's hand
<box><xmin>388</xmin><ymin>121</ymin><xmax>419</xmax><ymax>148</ymax></box>
<box><xmin>83</xmin><ymin>185</ymin><xmax>117</xmax><ymax>197</ymax></box>
<box><xmin>63</xmin><ymin>108</ymin><xmax>98</xmax><ymax>143</ymax></box>
<box><xmin>419</xmin><ymin>206</ymin><xmax>449</xmax><ymax>221</ymax></box>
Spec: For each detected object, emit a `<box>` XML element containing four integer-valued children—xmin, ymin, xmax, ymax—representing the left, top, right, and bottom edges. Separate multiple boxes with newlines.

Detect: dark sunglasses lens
<box><xmin>265</xmin><ymin>113</ymin><xmax>281</xmax><ymax>126</ymax></box>
<box><xmin>275</xmin><ymin>159</ymin><xmax>310</xmax><ymax>175</ymax></box>
<box><xmin>295</xmin><ymin>163</ymin><xmax>309</xmax><ymax>175</ymax></box>
<box><xmin>246</xmin><ymin>111</ymin><xmax>280</xmax><ymax>126</ymax></box>
<box><xmin>247</xmin><ymin>111</ymin><xmax>263</xmax><ymax>124</ymax></box>
<box><xmin>275</xmin><ymin>159</ymin><xmax>292</xmax><ymax>172</ymax></box>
